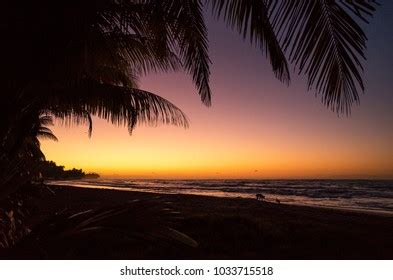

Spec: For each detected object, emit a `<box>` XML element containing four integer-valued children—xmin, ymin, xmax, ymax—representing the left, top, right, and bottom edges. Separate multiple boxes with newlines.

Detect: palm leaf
<box><xmin>93</xmin><ymin>1</ymin><xmax>183</xmax><ymax>77</ymax></box>
<box><xmin>207</xmin><ymin>0</ymin><xmax>290</xmax><ymax>83</ymax></box>
<box><xmin>44</xmin><ymin>108</ymin><xmax>94</xmax><ymax>137</ymax></box>
<box><xmin>45</xmin><ymin>79</ymin><xmax>189</xmax><ymax>134</ymax></box>
<box><xmin>270</xmin><ymin>0</ymin><xmax>378</xmax><ymax>113</ymax></box>
<box><xmin>36</xmin><ymin>130</ymin><xmax>58</xmax><ymax>142</ymax></box>
<box><xmin>164</xmin><ymin>0</ymin><xmax>213</xmax><ymax>105</ymax></box>
<box><xmin>57</xmin><ymin>30</ymin><xmax>180</xmax><ymax>87</ymax></box>
<box><xmin>118</xmin><ymin>0</ymin><xmax>213</xmax><ymax>105</ymax></box>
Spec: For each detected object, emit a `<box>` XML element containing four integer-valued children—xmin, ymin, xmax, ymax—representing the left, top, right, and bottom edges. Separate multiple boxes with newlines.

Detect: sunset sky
<box><xmin>41</xmin><ymin>3</ymin><xmax>393</xmax><ymax>179</ymax></box>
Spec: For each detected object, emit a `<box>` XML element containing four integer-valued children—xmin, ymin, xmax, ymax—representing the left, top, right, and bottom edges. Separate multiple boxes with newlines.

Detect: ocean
<box><xmin>48</xmin><ymin>179</ymin><xmax>393</xmax><ymax>214</ymax></box>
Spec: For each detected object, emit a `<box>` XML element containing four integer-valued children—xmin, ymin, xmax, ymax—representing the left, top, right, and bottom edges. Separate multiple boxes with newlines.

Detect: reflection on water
<box><xmin>48</xmin><ymin>179</ymin><xmax>393</xmax><ymax>214</ymax></box>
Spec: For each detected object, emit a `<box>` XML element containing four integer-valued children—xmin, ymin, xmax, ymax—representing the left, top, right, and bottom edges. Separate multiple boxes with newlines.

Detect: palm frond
<box><xmin>207</xmin><ymin>0</ymin><xmax>290</xmax><ymax>83</ymax></box>
<box><xmin>338</xmin><ymin>0</ymin><xmax>379</xmax><ymax>23</ymax></box>
<box><xmin>36</xmin><ymin>130</ymin><xmax>58</xmax><ymax>142</ymax></box>
<box><xmin>106</xmin><ymin>28</ymin><xmax>181</xmax><ymax>76</ymax></box>
<box><xmin>71</xmin><ymin>31</ymin><xmax>179</xmax><ymax>85</ymax></box>
<box><xmin>45</xmin><ymin>108</ymin><xmax>94</xmax><ymax>138</ymax></box>
<box><xmin>45</xmin><ymin>79</ymin><xmax>189</xmax><ymax>134</ymax></box>
<box><xmin>165</xmin><ymin>0</ymin><xmax>213</xmax><ymax>105</ymax></box>
<box><xmin>96</xmin><ymin>2</ymin><xmax>182</xmax><ymax>76</ymax></box>
<box><xmin>270</xmin><ymin>0</ymin><xmax>378</xmax><ymax>113</ymax></box>
<box><xmin>122</xmin><ymin>0</ymin><xmax>213</xmax><ymax>105</ymax></box>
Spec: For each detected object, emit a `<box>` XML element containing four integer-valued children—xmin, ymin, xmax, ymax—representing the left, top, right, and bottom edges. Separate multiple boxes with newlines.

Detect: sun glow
<box><xmin>41</xmin><ymin>109</ymin><xmax>393</xmax><ymax>179</ymax></box>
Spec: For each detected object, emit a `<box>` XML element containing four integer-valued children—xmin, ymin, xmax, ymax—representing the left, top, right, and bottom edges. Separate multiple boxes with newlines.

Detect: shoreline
<box><xmin>47</xmin><ymin>182</ymin><xmax>393</xmax><ymax>217</ymax></box>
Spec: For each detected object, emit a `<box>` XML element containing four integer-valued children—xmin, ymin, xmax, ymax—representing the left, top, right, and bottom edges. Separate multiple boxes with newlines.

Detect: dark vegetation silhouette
<box><xmin>39</xmin><ymin>161</ymin><xmax>100</xmax><ymax>180</ymax></box>
<box><xmin>0</xmin><ymin>0</ymin><xmax>379</xmax><ymax>258</ymax></box>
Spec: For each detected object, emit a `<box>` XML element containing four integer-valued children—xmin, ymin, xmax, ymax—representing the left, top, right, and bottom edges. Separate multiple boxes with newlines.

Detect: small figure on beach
<box><xmin>256</xmin><ymin>193</ymin><xmax>265</xmax><ymax>201</ymax></box>
<box><xmin>275</xmin><ymin>198</ymin><xmax>281</xmax><ymax>204</ymax></box>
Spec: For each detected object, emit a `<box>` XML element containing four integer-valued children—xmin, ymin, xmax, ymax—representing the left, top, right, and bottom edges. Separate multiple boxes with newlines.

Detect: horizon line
<box><xmin>95</xmin><ymin>177</ymin><xmax>393</xmax><ymax>181</ymax></box>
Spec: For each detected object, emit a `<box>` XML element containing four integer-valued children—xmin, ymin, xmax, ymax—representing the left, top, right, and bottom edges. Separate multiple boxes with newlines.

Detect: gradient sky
<box><xmin>41</xmin><ymin>2</ymin><xmax>393</xmax><ymax>179</ymax></box>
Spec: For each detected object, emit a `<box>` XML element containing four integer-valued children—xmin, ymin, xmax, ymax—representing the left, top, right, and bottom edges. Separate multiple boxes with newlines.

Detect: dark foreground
<box><xmin>5</xmin><ymin>185</ymin><xmax>393</xmax><ymax>259</ymax></box>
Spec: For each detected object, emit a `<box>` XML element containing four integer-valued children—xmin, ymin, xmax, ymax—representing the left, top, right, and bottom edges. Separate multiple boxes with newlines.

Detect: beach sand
<box><xmin>9</xmin><ymin>185</ymin><xmax>393</xmax><ymax>259</ymax></box>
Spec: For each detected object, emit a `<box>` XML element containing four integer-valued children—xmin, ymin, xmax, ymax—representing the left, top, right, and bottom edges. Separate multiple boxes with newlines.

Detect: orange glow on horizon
<box><xmin>40</xmin><ymin>110</ymin><xmax>393</xmax><ymax>179</ymax></box>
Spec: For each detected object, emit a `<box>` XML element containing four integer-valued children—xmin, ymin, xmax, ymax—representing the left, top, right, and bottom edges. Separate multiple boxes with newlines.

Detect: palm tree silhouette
<box><xmin>19</xmin><ymin>115</ymin><xmax>58</xmax><ymax>162</ymax></box>
<box><xmin>0</xmin><ymin>115</ymin><xmax>59</xmax><ymax>249</ymax></box>
<box><xmin>0</xmin><ymin>114</ymin><xmax>58</xmax><ymax>200</ymax></box>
